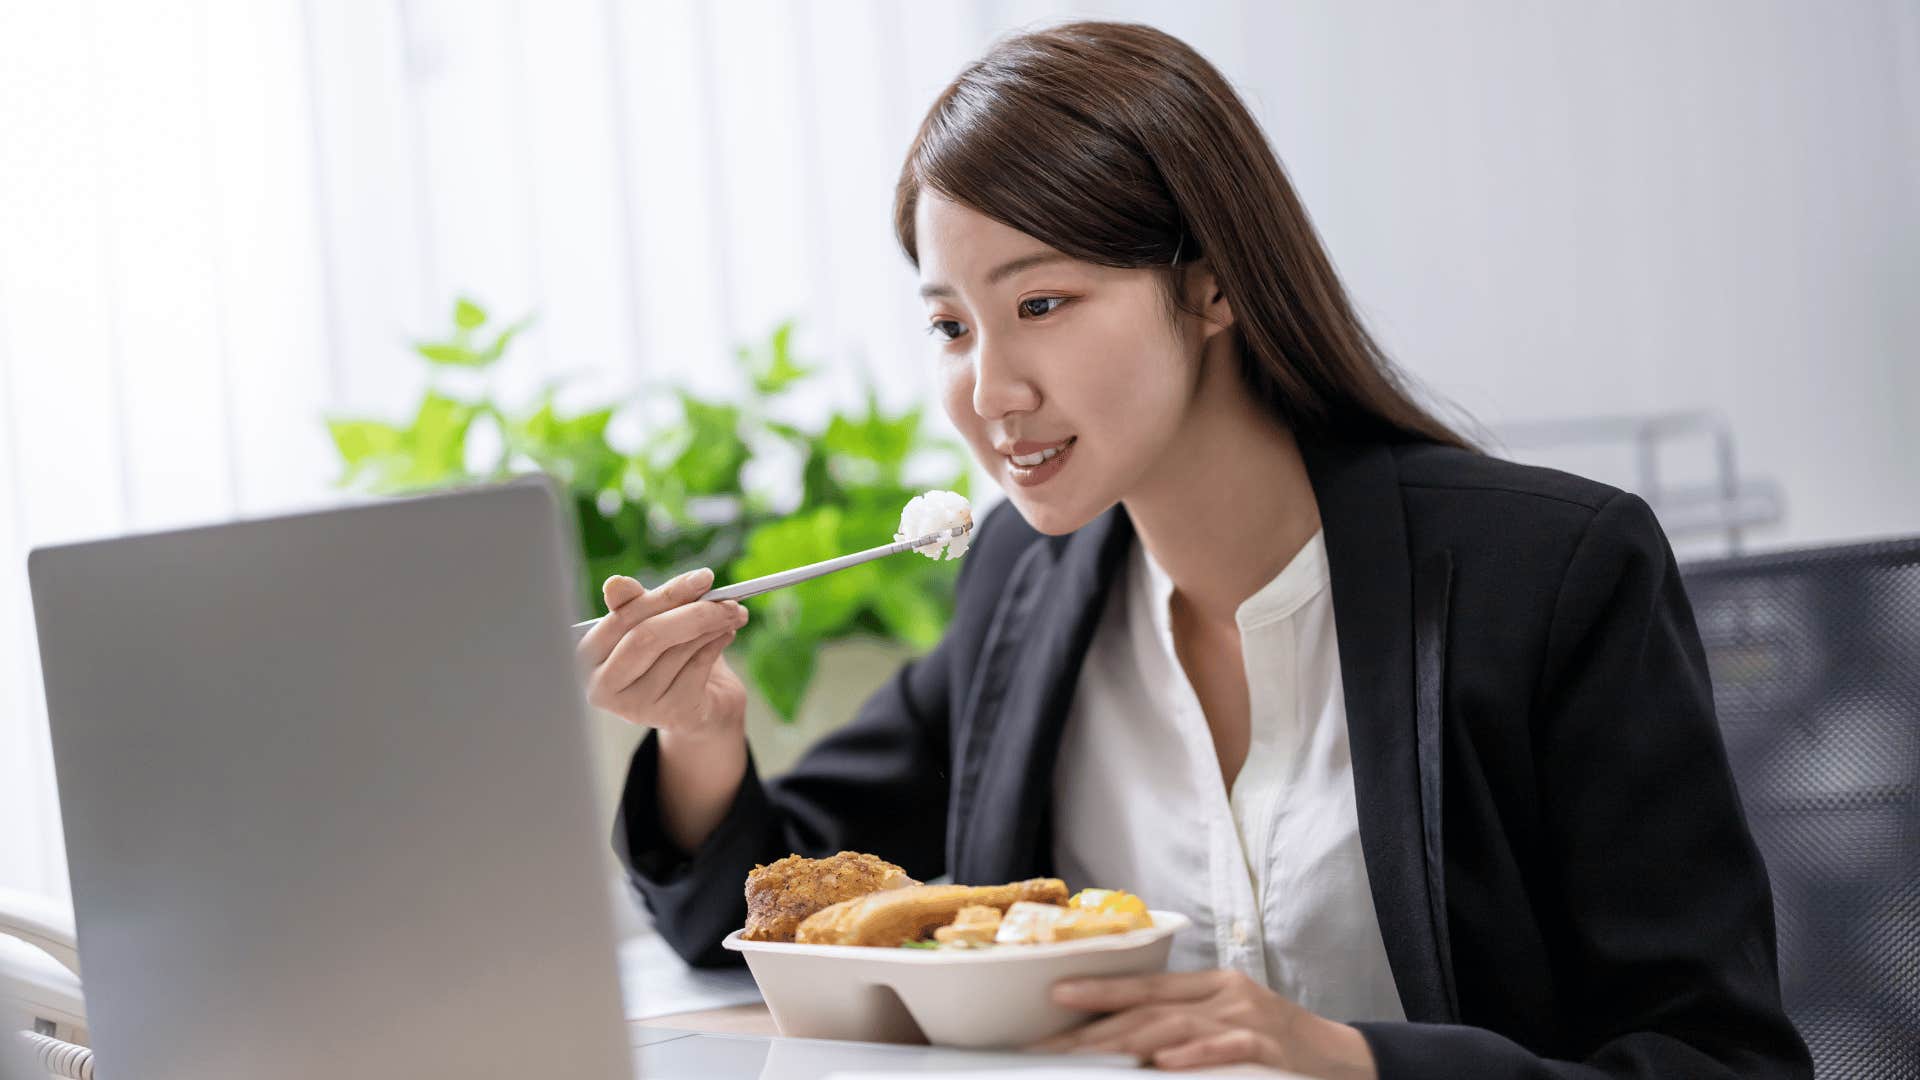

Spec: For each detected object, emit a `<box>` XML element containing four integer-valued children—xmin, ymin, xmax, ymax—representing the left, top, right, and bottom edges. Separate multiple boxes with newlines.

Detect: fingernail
<box><xmin>1052</xmin><ymin>981</ymin><xmax>1088</xmax><ymax>1002</ymax></box>
<box><xmin>685</xmin><ymin>567</ymin><xmax>713</xmax><ymax>592</ymax></box>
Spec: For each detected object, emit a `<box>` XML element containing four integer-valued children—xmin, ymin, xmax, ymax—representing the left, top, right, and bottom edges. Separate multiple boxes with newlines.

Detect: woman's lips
<box><xmin>1004</xmin><ymin>436</ymin><xmax>1076</xmax><ymax>488</ymax></box>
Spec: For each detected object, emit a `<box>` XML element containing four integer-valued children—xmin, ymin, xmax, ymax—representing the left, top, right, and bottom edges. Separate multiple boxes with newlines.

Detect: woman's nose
<box><xmin>970</xmin><ymin>337</ymin><xmax>1040</xmax><ymax>420</ymax></box>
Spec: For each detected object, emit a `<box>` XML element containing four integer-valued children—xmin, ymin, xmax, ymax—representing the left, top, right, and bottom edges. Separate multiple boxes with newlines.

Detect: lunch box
<box><xmin>721</xmin><ymin>910</ymin><xmax>1189</xmax><ymax>1048</ymax></box>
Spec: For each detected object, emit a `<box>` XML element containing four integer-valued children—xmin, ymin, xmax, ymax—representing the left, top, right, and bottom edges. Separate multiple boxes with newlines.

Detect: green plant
<box><xmin>327</xmin><ymin>296</ymin><xmax>969</xmax><ymax>720</ymax></box>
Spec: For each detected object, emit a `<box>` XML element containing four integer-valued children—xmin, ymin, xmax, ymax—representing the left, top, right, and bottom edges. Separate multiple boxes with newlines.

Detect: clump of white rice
<box><xmin>895</xmin><ymin>490</ymin><xmax>973</xmax><ymax>560</ymax></box>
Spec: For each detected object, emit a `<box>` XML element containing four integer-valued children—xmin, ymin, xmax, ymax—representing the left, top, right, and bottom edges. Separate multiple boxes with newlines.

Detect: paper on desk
<box><xmin>617</xmin><ymin>928</ymin><xmax>762</xmax><ymax>1019</ymax></box>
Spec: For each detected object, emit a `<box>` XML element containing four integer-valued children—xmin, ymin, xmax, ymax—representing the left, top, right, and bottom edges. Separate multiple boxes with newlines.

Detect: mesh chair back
<box><xmin>1682</xmin><ymin>538</ymin><xmax>1920</xmax><ymax>1079</ymax></box>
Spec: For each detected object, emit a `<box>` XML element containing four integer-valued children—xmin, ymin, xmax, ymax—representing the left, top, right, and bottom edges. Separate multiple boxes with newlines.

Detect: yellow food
<box><xmin>995</xmin><ymin>900</ymin><xmax>1150</xmax><ymax>943</ymax></box>
<box><xmin>1052</xmin><ymin>907</ymin><xmax>1151</xmax><ymax>939</ymax></box>
<box><xmin>1068</xmin><ymin>888</ymin><xmax>1148</xmax><ymax>917</ymax></box>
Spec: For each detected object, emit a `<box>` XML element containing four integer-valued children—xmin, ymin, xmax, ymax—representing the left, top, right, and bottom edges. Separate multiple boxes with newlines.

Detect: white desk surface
<box><xmin>626</xmin><ymin>1023</ymin><xmax>1294</xmax><ymax>1078</ymax></box>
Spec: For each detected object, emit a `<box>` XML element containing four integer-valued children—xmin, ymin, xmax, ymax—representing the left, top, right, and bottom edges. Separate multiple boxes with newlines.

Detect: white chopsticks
<box><xmin>569</xmin><ymin>523</ymin><xmax>972</xmax><ymax>640</ymax></box>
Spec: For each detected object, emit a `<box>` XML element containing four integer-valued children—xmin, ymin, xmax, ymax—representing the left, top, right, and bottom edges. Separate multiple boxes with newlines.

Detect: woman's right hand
<box><xmin>576</xmin><ymin>567</ymin><xmax>750</xmax><ymax>741</ymax></box>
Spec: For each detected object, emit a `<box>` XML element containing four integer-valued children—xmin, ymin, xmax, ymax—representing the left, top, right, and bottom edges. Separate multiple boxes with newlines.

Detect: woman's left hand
<box><xmin>1029</xmin><ymin>969</ymin><xmax>1378</xmax><ymax>1077</ymax></box>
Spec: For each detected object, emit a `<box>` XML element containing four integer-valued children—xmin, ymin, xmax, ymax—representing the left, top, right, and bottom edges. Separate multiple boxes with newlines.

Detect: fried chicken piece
<box><xmin>932</xmin><ymin>904</ymin><xmax>1003</xmax><ymax>946</ymax></box>
<box><xmin>795</xmin><ymin>878</ymin><xmax>1069</xmax><ymax>947</ymax></box>
<box><xmin>743</xmin><ymin>851</ymin><xmax>917</xmax><ymax>943</ymax></box>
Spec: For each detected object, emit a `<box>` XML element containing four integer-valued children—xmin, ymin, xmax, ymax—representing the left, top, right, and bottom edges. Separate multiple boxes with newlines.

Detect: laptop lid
<box><xmin>28</xmin><ymin>480</ymin><xmax>630</xmax><ymax>1079</ymax></box>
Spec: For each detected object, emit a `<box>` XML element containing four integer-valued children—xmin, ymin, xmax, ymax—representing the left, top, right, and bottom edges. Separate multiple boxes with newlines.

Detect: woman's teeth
<box><xmin>1011</xmin><ymin>441</ymin><xmax>1071</xmax><ymax>467</ymax></box>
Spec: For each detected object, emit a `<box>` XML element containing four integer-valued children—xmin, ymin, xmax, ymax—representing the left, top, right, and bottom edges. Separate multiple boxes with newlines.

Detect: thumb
<box><xmin>601</xmin><ymin>574</ymin><xmax>646</xmax><ymax>611</ymax></box>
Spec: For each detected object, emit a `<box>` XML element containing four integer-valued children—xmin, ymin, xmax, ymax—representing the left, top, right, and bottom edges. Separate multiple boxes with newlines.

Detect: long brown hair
<box><xmin>894</xmin><ymin>21</ymin><xmax>1471</xmax><ymax>450</ymax></box>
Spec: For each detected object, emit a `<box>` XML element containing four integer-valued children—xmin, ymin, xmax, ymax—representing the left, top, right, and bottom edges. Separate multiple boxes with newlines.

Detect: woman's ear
<box><xmin>1189</xmin><ymin>261</ymin><xmax>1235</xmax><ymax>340</ymax></box>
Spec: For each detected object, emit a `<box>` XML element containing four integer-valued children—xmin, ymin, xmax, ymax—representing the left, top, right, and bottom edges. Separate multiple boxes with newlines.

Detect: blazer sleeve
<box><xmin>609</xmin><ymin>508</ymin><xmax>1013</xmax><ymax>967</ymax></box>
<box><xmin>1355</xmin><ymin>492</ymin><xmax>1812</xmax><ymax>1078</ymax></box>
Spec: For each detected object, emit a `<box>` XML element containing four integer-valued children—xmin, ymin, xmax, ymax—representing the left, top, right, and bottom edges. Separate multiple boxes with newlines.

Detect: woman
<box><xmin>579</xmin><ymin>22</ymin><xmax>1809</xmax><ymax>1079</ymax></box>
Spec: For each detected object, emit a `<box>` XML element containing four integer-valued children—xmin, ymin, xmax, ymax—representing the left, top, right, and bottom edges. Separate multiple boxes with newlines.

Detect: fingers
<box><xmin>602</xmin><ymin>573</ymin><xmax>646</xmax><ymax>610</ymax></box>
<box><xmin>579</xmin><ymin>567</ymin><xmax>715</xmax><ymax>667</ymax></box>
<box><xmin>656</xmin><ymin>630</ymin><xmax>736</xmax><ymax>708</ymax></box>
<box><xmin>589</xmin><ymin>597</ymin><xmax>746</xmax><ymax>704</ymax></box>
<box><xmin>577</xmin><ymin>576</ymin><xmax>645</xmax><ymax>667</ymax></box>
<box><xmin>1049</xmin><ymin>970</ymin><xmax>1230</xmax><ymax>1013</ymax></box>
<box><xmin>618</xmin><ymin>625</ymin><xmax>733</xmax><ymax>708</ymax></box>
<box><xmin>624</xmin><ymin>566</ymin><xmax>715</xmax><ymax>623</ymax></box>
<box><xmin>1092</xmin><ymin>1011</ymin><xmax>1223</xmax><ymax>1062</ymax></box>
<box><xmin>1032</xmin><ymin>1005</ymin><xmax>1193</xmax><ymax>1055</ymax></box>
<box><xmin>1151</xmin><ymin>1027</ymin><xmax>1271</xmax><ymax>1071</ymax></box>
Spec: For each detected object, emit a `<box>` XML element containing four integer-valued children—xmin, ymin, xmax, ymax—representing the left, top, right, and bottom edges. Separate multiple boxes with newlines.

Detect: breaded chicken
<box><xmin>742</xmin><ymin>851</ymin><xmax>917</xmax><ymax>943</ymax></box>
<box><xmin>933</xmin><ymin>904</ymin><xmax>1003</xmax><ymax>946</ymax></box>
<box><xmin>795</xmin><ymin>879</ymin><xmax>1069</xmax><ymax>947</ymax></box>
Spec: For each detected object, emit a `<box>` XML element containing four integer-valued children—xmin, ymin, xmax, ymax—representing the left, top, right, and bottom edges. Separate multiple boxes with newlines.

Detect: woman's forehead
<box><xmin>915</xmin><ymin>193</ymin><xmax>1093</xmax><ymax>296</ymax></box>
<box><xmin>916</xmin><ymin>193</ymin><xmax>1042</xmax><ymax>262</ymax></box>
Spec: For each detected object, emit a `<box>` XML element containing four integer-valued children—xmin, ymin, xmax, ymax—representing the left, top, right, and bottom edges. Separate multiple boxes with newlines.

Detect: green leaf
<box><xmin>663</xmin><ymin>393</ymin><xmax>749</xmax><ymax>495</ymax></box>
<box><xmin>873</xmin><ymin>579</ymin><xmax>947</xmax><ymax>649</ymax></box>
<box><xmin>730</xmin><ymin>507</ymin><xmax>875</xmax><ymax>638</ymax></box>
<box><xmin>744</xmin><ymin>629</ymin><xmax>818</xmax><ymax>721</ymax></box>
<box><xmin>324</xmin><ymin>391</ymin><xmax>476</xmax><ymax>493</ymax></box>
<box><xmin>748</xmin><ymin>320</ymin><xmax>813</xmax><ymax>396</ymax></box>
<box><xmin>454</xmin><ymin>296</ymin><xmax>487</xmax><ymax>330</ymax></box>
<box><xmin>764</xmin><ymin>419</ymin><xmax>809</xmax><ymax>444</ymax></box>
<box><xmin>820</xmin><ymin>395</ymin><xmax>921</xmax><ymax>487</ymax></box>
<box><xmin>477</xmin><ymin>315</ymin><xmax>535</xmax><ymax>366</ymax></box>
<box><xmin>756</xmin><ymin>319</ymin><xmax>810</xmax><ymax>395</ymax></box>
<box><xmin>506</xmin><ymin>396</ymin><xmax>623</xmax><ymax>492</ymax></box>
<box><xmin>325</xmin><ymin>418</ymin><xmax>404</xmax><ymax>469</ymax></box>
<box><xmin>414</xmin><ymin>341</ymin><xmax>483</xmax><ymax>367</ymax></box>
<box><xmin>395</xmin><ymin>390</ymin><xmax>475</xmax><ymax>486</ymax></box>
<box><xmin>732</xmin><ymin>506</ymin><xmax>841</xmax><ymax>577</ymax></box>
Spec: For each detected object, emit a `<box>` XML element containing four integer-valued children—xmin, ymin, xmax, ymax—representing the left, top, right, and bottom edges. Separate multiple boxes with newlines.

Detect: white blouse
<box><xmin>1051</xmin><ymin>529</ymin><xmax>1406</xmax><ymax>1023</ymax></box>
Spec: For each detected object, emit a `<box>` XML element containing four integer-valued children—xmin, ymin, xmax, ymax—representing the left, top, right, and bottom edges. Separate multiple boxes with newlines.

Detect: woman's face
<box><xmin>915</xmin><ymin>192</ymin><xmax>1210</xmax><ymax>536</ymax></box>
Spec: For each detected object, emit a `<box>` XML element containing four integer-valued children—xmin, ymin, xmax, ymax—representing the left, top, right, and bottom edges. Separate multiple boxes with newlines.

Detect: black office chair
<box><xmin>1682</xmin><ymin>538</ymin><xmax>1920</xmax><ymax>1079</ymax></box>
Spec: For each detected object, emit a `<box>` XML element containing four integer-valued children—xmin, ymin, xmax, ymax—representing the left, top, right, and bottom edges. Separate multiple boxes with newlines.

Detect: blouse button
<box><xmin>1232</xmin><ymin>919</ymin><xmax>1250</xmax><ymax>946</ymax></box>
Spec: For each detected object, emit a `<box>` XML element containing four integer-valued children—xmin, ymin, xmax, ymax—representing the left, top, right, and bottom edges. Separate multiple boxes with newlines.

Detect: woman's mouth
<box><xmin>1004</xmin><ymin>437</ymin><xmax>1076</xmax><ymax>488</ymax></box>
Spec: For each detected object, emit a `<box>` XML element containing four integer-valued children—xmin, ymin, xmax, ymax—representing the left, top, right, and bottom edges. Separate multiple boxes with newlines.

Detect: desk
<box><xmin>628</xmin><ymin>1006</ymin><xmax>1297</xmax><ymax>1078</ymax></box>
<box><xmin>647</xmin><ymin>1002</ymin><xmax>779</xmax><ymax>1036</ymax></box>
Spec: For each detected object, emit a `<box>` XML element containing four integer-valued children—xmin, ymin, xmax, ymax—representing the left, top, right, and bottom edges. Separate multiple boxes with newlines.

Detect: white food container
<box><xmin>722</xmin><ymin>910</ymin><xmax>1190</xmax><ymax>1048</ymax></box>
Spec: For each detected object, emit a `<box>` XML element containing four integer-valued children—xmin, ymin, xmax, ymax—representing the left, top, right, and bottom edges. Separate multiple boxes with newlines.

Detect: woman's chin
<box><xmin>1003</xmin><ymin>490</ymin><xmax>1108</xmax><ymax>537</ymax></box>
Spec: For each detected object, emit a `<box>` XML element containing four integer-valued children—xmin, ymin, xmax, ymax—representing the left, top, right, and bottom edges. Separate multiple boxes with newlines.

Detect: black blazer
<box><xmin>615</xmin><ymin>440</ymin><xmax>1811</xmax><ymax>1079</ymax></box>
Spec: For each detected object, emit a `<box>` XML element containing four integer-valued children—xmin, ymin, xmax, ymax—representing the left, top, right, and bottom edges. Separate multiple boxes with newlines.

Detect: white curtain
<box><xmin>3</xmin><ymin>0</ymin><xmax>1916</xmax><ymax>901</ymax></box>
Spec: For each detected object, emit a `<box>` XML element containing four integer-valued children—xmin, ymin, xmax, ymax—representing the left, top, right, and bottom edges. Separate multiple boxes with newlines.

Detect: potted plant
<box><xmin>326</xmin><ymin>297</ymin><xmax>971</xmax><ymax>772</ymax></box>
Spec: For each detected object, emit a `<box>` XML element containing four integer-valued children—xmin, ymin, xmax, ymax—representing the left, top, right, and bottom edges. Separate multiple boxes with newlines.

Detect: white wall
<box><xmin>2</xmin><ymin>0</ymin><xmax>1915</xmax><ymax>901</ymax></box>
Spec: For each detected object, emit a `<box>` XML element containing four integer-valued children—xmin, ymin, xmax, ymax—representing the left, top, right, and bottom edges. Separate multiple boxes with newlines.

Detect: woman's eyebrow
<box><xmin>919</xmin><ymin>252</ymin><xmax>1076</xmax><ymax>298</ymax></box>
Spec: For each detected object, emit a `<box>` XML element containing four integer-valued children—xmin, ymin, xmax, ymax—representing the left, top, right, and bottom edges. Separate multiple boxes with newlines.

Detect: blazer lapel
<box><xmin>1413</xmin><ymin>549</ymin><xmax>1459</xmax><ymax>1022</ymax></box>
<box><xmin>1302</xmin><ymin>440</ymin><xmax>1456</xmax><ymax>1023</ymax></box>
<box><xmin>950</xmin><ymin>507</ymin><xmax>1132</xmax><ymax>886</ymax></box>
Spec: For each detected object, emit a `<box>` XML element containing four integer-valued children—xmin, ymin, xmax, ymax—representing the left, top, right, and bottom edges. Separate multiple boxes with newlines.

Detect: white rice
<box><xmin>895</xmin><ymin>490</ymin><xmax>973</xmax><ymax>560</ymax></box>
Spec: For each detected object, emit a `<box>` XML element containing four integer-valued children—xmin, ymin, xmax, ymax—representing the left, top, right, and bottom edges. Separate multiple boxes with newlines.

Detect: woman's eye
<box><xmin>927</xmin><ymin>318</ymin><xmax>968</xmax><ymax>342</ymax></box>
<box><xmin>1019</xmin><ymin>296</ymin><xmax>1067</xmax><ymax>319</ymax></box>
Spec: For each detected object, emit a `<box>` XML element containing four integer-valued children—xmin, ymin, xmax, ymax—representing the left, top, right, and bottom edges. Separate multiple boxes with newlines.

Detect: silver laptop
<box><xmin>27</xmin><ymin>480</ymin><xmax>631</xmax><ymax>1079</ymax></box>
